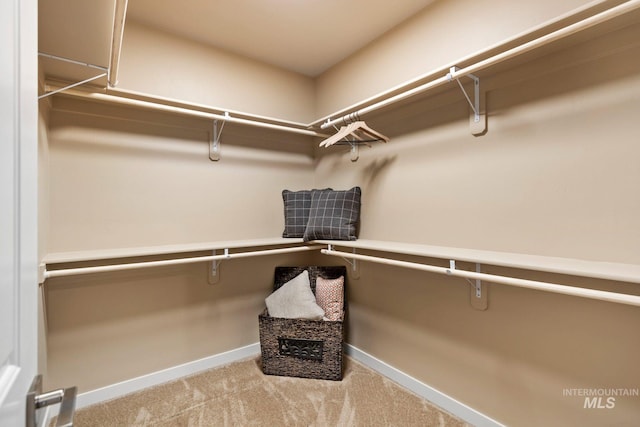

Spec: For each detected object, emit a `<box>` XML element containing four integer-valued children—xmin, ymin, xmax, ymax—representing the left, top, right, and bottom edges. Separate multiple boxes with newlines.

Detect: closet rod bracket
<box><xmin>350</xmin><ymin>144</ymin><xmax>359</xmax><ymax>162</ymax></box>
<box><xmin>208</xmin><ymin>249</ymin><xmax>222</xmax><ymax>284</ymax></box>
<box><xmin>208</xmin><ymin>248</ymin><xmax>231</xmax><ymax>285</ymax></box>
<box><xmin>348</xmin><ymin>247</ymin><xmax>360</xmax><ymax>279</ymax></box>
<box><xmin>447</xmin><ymin>67</ymin><xmax>480</xmax><ymax>121</ymax></box>
<box><xmin>447</xmin><ymin>67</ymin><xmax>486</xmax><ymax>136</ymax></box>
<box><xmin>327</xmin><ymin>245</ymin><xmax>360</xmax><ymax>279</ymax></box>
<box><xmin>470</xmin><ymin>263</ymin><xmax>488</xmax><ymax>311</ymax></box>
<box><xmin>449</xmin><ymin>260</ymin><xmax>488</xmax><ymax>310</ymax></box>
<box><xmin>38</xmin><ymin>264</ymin><xmax>46</xmax><ymax>284</ymax></box>
<box><xmin>39</xmin><ymin>73</ymin><xmax>108</xmax><ymax>100</ymax></box>
<box><xmin>210</xmin><ymin>112</ymin><xmax>229</xmax><ymax>161</ymax></box>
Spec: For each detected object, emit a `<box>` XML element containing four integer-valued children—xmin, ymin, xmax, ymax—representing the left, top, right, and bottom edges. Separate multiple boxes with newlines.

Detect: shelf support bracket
<box><xmin>39</xmin><ymin>73</ymin><xmax>108</xmax><ymax>100</ymax></box>
<box><xmin>210</xmin><ymin>112</ymin><xmax>229</xmax><ymax>161</ymax></box>
<box><xmin>470</xmin><ymin>263</ymin><xmax>488</xmax><ymax>311</ymax></box>
<box><xmin>208</xmin><ymin>248</ymin><xmax>230</xmax><ymax>285</ymax></box>
<box><xmin>327</xmin><ymin>245</ymin><xmax>360</xmax><ymax>279</ymax></box>
<box><xmin>348</xmin><ymin>247</ymin><xmax>360</xmax><ymax>279</ymax></box>
<box><xmin>447</xmin><ymin>67</ymin><xmax>486</xmax><ymax>136</ymax></box>
<box><xmin>208</xmin><ymin>250</ymin><xmax>221</xmax><ymax>284</ymax></box>
<box><xmin>38</xmin><ymin>264</ymin><xmax>46</xmax><ymax>284</ymax></box>
<box><xmin>448</xmin><ymin>260</ymin><xmax>488</xmax><ymax>310</ymax></box>
<box><xmin>350</xmin><ymin>144</ymin><xmax>359</xmax><ymax>162</ymax></box>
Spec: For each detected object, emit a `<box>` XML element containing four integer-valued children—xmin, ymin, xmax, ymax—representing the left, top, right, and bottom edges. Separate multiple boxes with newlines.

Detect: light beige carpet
<box><xmin>64</xmin><ymin>356</ymin><xmax>471</xmax><ymax>426</ymax></box>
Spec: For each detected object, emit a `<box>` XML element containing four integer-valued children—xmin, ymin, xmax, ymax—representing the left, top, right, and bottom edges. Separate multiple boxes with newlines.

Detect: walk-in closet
<box><xmin>3</xmin><ymin>0</ymin><xmax>639</xmax><ymax>426</ymax></box>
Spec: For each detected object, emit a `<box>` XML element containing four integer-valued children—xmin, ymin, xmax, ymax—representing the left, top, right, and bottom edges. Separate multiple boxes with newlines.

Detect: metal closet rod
<box><xmin>43</xmin><ymin>245</ymin><xmax>320</xmax><ymax>280</ymax></box>
<box><xmin>320</xmin><ymin>0</ymin><xmax>640</xmax><ymax>130</ymax></box>
<box><xmin>321</xmin><ymin>248</ymin><xmax>640</xmax><ymax>308</ymax></box>
<box><xmin>62</xmin><ymin>90</ymin><xmax>328</xmax><ymax>138</ymax></box>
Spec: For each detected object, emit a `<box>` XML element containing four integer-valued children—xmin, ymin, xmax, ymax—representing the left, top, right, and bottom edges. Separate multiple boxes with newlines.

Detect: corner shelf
<box><xmin>42</xmin><ymin>237</ymin><xmax>304</xmax><ymax>265</ymax></box>
<box><xmin>316</xmin><ymin>239</ymin><xmax>640</xmax><ymax>284</ymax></box>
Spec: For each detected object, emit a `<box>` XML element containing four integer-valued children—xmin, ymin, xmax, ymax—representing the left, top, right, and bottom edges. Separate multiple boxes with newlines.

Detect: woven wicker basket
<box><xmin>259</xmin><ymin>266</ymin><xmax>346</xmax><ymax>381</ymax></box>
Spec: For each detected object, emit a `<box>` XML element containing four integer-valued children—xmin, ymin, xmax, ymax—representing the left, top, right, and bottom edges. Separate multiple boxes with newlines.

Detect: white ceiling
<box><xmin>126</xmin><ymin>0</ymin><xmax>435</xmax><ymax>76</ymax></box>
<box><xmin>39</xmin><ymin>0</ymin><xmax>435</xmax><ymax>84</ymax></box>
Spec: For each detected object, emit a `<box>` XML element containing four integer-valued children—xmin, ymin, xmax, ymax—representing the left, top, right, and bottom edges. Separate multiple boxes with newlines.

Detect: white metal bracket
<box><xmin>208</xmin><ymin>250</ymin><xmax>221</xmax><ymax>284</ymax></box>
<box><xmin>327</xmin><ymin>245</ymin><xmax>360</xmax><ymax>279</ymax></box>
<box><xmin>40</xmin><ymin>73</ymin><xmax>108</xmax><ymax>100</ymax></box>
<box><xmin>210</xmin><ymin>112</ymin><xmax>229</xmax><ymax>161</ymax></box>
<box><xmin>38</xmin><ymin>52</ymin><xmax>109</xmax><ymax>100</ymax></box>
<box><xmin>348</xmin><ymin>247</ymin><xmax>360</xmax><ymax>279</ymax></box>
<box><xmin>447</xmin><ymin>67</ymin><xmax>486</xmax><ymax>136</ymax></box>
<box><xmin>350</xmin><ymin>144</ymin><xmax>359</xmax><ymax>162</ymax></box>
<box><xmin>207</xmin><ymin>248</ymin><xmax>229</xmax><ymax>285</ymax></box>
<box><xmin>470</xmin><ymin>263</ymin><xmax>488</xmax><ymax>311</ymax></box>
<box><xmin>38</xmin><ymin>264</ymin><xmax>46</xmax><ymax>284</ymax></box>
<box><xmin>447</xmin><ymin>67</ymin><xmax>480</xmax><ymax>122</ymax></box>
<box><xmin>39</xmin><ymin>281</ymin><xmax>49</xmax><ymax>337</ymax></box>
<box><xmin>448</xmin><ymin>260</ymin><xmax>488</xmax><ymax>310</ymax></box>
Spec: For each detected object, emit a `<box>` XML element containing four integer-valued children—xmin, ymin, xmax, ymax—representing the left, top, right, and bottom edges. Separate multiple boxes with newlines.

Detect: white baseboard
<box><xmin>345</xmin><ymin>344</ymin><xmax>505</xmax><ymax>427</ymax></box>
<box><xmin>78</xmin><ymin>343</ymin><xmax>261</xmax><ymax>409</ymax></box>
<box><xmin>43</xmin><ymin>342</ymin><xmax>501</xmax><ymax>427</ymax></box>
<box><xmin>41</xmin><ymin>343</ymin><xmax>261</xmax><ymax>426</ymax></box>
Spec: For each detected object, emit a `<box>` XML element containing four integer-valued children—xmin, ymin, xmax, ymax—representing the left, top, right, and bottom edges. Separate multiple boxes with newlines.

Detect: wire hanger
<box><xmin>319</xmin><ymin>121</ymin><xmax>389</xmax><ymax>148</ymax></box>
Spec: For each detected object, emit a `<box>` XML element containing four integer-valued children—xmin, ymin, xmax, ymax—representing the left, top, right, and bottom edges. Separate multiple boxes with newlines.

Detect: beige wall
<box><xmin>118</xmin><ymin>21</ymin><xmax>316</xmax><ymax>123</ymax></box>
<box><xmin>312</xmin><ymin>17</ymin><xmax>640</xmax><ymax>427</ymax></box>
<box><xmin>42</xmin><ymin>18</ymin><xmax>320</xmax><ymax>393</ymax></box>
<box><xmin>339</xmin><ymin>263</ymin><xmax>640</xmax><ymax>427</ymax></box>
<box><xmin>42</xmin><ymin>96</ymin><xmax>316</xmax><ymax>391</ymax></box>
<box><xmin>315</xmin><ymin>0</ymin><xmax>609</xmax><ymax>117</ymax></box>
<box><xmin>46</xmin><ymin>97</ymin><xmax>314</xmax><ymax>252</ymax></box>
<box><xmin>38</xmin><ymin>2</ymin><xmax>640</xmax><ymax>426</ymax></box>
<box><xmin>314</xmin><ymin>22</ymin><xmax>640</xmax><ymax>264</ymax></box>
<box><xmin>45</xmin><ymin>251</ymin><xmax>315</xmax><ymax>392</ymax></box>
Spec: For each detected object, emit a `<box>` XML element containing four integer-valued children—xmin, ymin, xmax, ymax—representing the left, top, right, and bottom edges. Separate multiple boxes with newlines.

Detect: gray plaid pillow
<box><xmin>303</xmin><ymin>187</ymin><xmax>361</xmax><ymax>241</ymax></box>
<box><xmin>282</xmin><ymin>190</ymin><xmax>313</xmax><ymax>238</ymax></box>
<box><xmin>282</xmin><ymin>189</ymin><xmax>332</xmax><ymax>238</ymax></box>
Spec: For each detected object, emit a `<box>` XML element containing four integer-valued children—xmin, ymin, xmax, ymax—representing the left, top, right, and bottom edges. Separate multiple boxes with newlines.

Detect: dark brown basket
<box><xmin>259</xmin><ymin>266</ymin><xmax>346</xmax><ymax>381</ymax></box>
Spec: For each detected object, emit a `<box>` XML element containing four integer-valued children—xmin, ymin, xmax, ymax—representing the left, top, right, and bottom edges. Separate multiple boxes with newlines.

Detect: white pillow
<box><xmin>265</xmin><ymin>270</ymin><xmax>325</xmax><ymax>320</ymax></box>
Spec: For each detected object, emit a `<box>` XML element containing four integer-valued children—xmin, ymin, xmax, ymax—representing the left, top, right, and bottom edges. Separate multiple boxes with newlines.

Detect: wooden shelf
<box><xmin>42</xmin><ymin>237</ymin><xmax>304</xmax><ymax>265</ymax></box>
<box><xmin>316</xmin><ymin>239</ymin><xmax>640</xmax><ymax>284</ymax></box>
<box><xmin>42</xmin><ymin>237</ymin><xmax>640</xmax><ymax>285</ymax></box>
